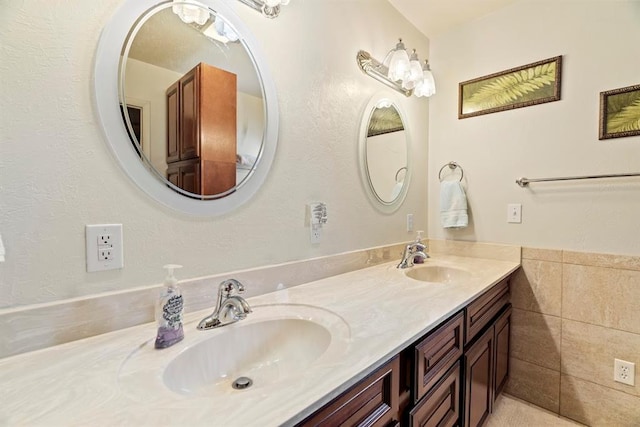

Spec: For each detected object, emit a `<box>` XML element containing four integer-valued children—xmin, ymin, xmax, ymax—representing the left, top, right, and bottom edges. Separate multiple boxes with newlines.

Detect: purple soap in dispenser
<box><xmin>155</xmin><ymin>264</ymin><xmax>184</xmax><ymax>349</ymax></box>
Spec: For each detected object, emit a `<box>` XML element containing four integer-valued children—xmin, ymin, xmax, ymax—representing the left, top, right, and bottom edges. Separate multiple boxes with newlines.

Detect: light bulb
<box><xmin>415</xmin><ymin>60</ymin><xmax>436</xmax><ymax>97</ymax></box>
<box><xmin>403</xmin><ymin>49</ymin><xmax>423</xmax><ymax>90</ymax></box>
<box><xmin>172</xmin><ymin>2</ymin><xmax>209</xmax><ymax>26</ymax></box>
<box><xmin>387</xmin><ymin>39</ymin><xmax>410</xmax><ymax>82</ymax></box>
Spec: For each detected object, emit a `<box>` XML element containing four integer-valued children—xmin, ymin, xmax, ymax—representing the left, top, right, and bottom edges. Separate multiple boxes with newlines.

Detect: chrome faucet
<box><xmin>197</xmin><ymin>279</ymin><xmax>252</xmax><ymax>330</ymax></box>
<box><xmin>397</xmin><ymin>241</ymin><xmax>428</xmax><ymax>269</ymax></box>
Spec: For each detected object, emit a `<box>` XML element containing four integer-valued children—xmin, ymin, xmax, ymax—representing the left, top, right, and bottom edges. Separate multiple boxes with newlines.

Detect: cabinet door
<box><xmin>464</xmin><ymin>327</ymin><xmax>494</xmax><ymax>427</ymax></box>
<box><xmin>493</xmin><ymin>306</ymin><xmax>511</xmax><ymax>398</ymax></box>
<box><xmin>166</xmin><ymin>164</ymin><xmax>179</xmax><ymax>188</ymax></box>
<box><xmin>179</xmin><ymin>67</ymin><xmax>199</xmax><ymax>161</ymax></box>
<box><xmin>415</xmin><ymin>312</ymin><xmax>464</xmax><ymax>402</ymax></box>
<box><xmin>166</xmin><ymin>82</ymin><xmax>180</xmax><ymax>163</ymax></box>
<box><xmin>298</xmin><ymin>356</ymin><xmax>400</xmax><ymax>427</ymax></box>
<box><xmin>410</xmin><ymin>361</ymin><xmax>461</xmax><ymax>427</ymax></box>
<box><xmin>179</xmin><ymin>161</ymin><xmax>199</xmax><ymax>194</ymax></box>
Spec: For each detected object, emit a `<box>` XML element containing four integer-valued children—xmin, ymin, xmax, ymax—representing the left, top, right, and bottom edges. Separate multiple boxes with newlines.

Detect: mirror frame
<box><xmin>94</xmin><ymin>0</ymin><xmax>279</xmax><ymax>216</ymax></box>
<box><xmin>358</xmin><ymin>92</ymin><xmax>412</xmax><ymax>214</ymax></box>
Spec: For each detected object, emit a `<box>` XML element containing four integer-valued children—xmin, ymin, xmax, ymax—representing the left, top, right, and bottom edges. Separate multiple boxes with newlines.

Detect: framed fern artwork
<box><xmin>599</xmin><ymin>84</ymin><xmax>640</xmax><ymax>140</ymax></box>
<box><xmin>458</xmin><ymin>56</ymin><xmax>562</xmax><ymax>119</ymax></box>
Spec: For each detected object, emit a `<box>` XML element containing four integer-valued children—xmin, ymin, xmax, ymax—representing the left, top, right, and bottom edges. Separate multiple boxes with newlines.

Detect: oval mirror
<box><xmin>94</xmin><ymin>0</ymin><xmax>278</xmax><ymax>216</ymax></box>
<box><xmin>358</xmin><ymin>93</ymin><xmax>411</xmax><ymax>213</ymax></box>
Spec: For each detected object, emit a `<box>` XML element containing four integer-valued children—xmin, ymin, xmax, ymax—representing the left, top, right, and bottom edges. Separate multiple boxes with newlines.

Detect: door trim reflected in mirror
<box><xmin>358</xmin><ymin>92</ymin><xmax>412</xmax><ymax>213</ymax></box>
<box><xmin>94</xmin><ymin>0</ymin><xmax>278</xmax><ymax>216</ymax></box>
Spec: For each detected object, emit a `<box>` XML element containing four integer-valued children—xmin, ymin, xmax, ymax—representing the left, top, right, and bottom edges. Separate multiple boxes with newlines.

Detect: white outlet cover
<box><xmin>614</xmin><ymin>358</ymin><xmax>635</xmax><ymax>386</ymax></box>
<box><xmin>86</xmin><ymin>224</ymin><xmax>123</xmax><ymax>272</ymax></box>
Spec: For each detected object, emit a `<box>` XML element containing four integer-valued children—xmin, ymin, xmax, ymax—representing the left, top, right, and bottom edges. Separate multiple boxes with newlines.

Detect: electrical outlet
<box><xmin>98</xmin><ymin>234</ymin><xmax>112</xmax><ymax>246</ymax></box>
<box><xmin>98</xmin><ymin>247</ymin><xmax>114</xmax><ymax>261</ymax></box>
<box><xmin>407</xmin><ymin>213</ymin><xmax>414</xmax><ymax>232</ymax></box>
<box><xmin>86</xmin><ymin>224</ymin><xmax>123</xmax><ymax>272</ymax></box>
<box><xmin>614</xmin><ymin>359</ymin><xmax>635</xmax><ymax>386</ymax></box>
<box><xmin>310</xmin><ymin>224</ymin><xmax>321</xmax><ymax>244</ymax></box>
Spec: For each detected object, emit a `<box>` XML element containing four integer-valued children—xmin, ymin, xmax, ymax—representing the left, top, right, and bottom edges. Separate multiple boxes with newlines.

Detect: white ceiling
<box><xmin>388</xmin><ymin>0</ymin><xmax>518</xmax><ymax>39</ymax></box>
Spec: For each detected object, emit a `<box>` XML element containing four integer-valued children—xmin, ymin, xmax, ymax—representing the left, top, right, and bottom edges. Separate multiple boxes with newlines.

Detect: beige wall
<box><xmin>428</xmin><ymin>0</ymin><xmax>640</xmax><ymax>255</ymax></box>
<box><xmin>0</xmin><ymin>0</ymin><xmax>429</xmax><ymax>308</ymax></box>
<box><xmin>508</xmin><ymin>247</ymin><xmax>640</xmax><ymax>426</ymax></box>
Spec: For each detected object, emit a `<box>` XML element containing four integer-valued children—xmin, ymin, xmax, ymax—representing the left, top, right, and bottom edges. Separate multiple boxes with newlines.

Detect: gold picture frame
<box><xmin>599</xmin><ymin>84</ymin><xmax>640</xmax><ymax>140</ymax></box>
<box><xmin>459</xmin><ymin>56</ymin><xmax>562</xmax><ymax>119</ymax></box>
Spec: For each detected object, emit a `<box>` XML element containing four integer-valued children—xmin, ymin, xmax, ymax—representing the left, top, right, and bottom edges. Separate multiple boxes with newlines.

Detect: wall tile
<box><xmin>522</xmin><ymin>247</ymin><xmax>563</xmax><ymax>262</ymax></box>
<box><xmin>511</xmin><ymin>259</ymin><xmax>562</xmax><ymax>316</ymax></box>
<box><xmin>563</xmin><ymin>264</ymin><xmax>640</xmax><ymax>334</ymax></box>
<box><xmin>561</xmin><ymin>319</ymin><xmax>639</xmax><ymax>396</ymax></box>
<box><xmin>505</xmin><ymin>358</ymin><xmax>560</xmax><ymax>414</ymax></box>
<box><xmin>564</xmin><ymin>250</ymin><xmax>640</xmax><ymax>272</ymax></box>
<box><xmin>511</xmin><ymin>308</ymin><xmax>561</xmax><ymax>371</ymax></box>
<box><xmin>561</xmin><ymin>375</ymin><xmax>640</xmax><ymax>426</ymax></box>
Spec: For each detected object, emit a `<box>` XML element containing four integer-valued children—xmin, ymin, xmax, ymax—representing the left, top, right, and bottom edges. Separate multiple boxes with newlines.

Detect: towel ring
<box><xmin>438</xmin><ymin>161</ymin><xmax>464</xmax><ymax>182</ymax></box>
<box><xmin>395</xmin><ymin>166</ymin><xmax>407</xmax><ymax>183</ymax></box>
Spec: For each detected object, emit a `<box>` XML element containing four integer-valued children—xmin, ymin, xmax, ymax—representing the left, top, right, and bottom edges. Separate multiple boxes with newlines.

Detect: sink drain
<box><xmin>232</xmin><ymin>376</ymin><xmax>253</xmax><ymax>390</ymax></box>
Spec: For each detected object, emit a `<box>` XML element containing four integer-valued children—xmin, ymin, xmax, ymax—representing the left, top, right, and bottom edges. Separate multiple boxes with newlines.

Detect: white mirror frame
<box><xmin>94</xmin><ymin>0</ymin><xmax>279</xmax><ymax>216</ymax></box>
<box><xmin>358</xmin><ymin>92</ymin><xmax>412</xmax><ymax>214</ymax></box>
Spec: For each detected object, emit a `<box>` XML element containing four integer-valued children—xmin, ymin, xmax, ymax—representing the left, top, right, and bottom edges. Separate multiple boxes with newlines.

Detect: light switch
<box><xmin>507</xmin><ymin>204</ymin><xmax>522</xmax><ymax>223</ymax></box>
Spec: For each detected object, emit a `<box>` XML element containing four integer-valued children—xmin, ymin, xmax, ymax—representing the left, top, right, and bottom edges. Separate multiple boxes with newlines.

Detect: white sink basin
<box><xmin>164</xmin><ymin>318</ymin><xmax>332</xmax><ymax>394</ymax></box>
<box><xmin>405</xmin><ymin>265</ymin><xmax>471</xmax><ymax>284</ymax></box>
<box><xmin>118</xmin><ymin>304</ymin><xmax>350</xmax><ymax>397</ymax></box>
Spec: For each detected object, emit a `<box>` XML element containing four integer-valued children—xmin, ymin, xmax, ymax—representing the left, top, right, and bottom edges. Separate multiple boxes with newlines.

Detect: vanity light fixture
<box><xmin>171</xmin><ymin>1</ymin><xmax>210</xmax><ymax>25</ymax></box>
<box><xmin>236</xmin><ymin>0</ymin><xmax>291</xmax><ymax>18</ymax></box>
<box><xmin>357</xmin><ymin>38</ymin><xmax>436</xmax><ymax>98</ymax></box>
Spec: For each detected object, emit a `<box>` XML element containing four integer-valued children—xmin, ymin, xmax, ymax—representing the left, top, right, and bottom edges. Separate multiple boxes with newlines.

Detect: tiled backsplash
<box><xmin>0</xmin><ymin>243</ymin><xmax>406</xmax><ymax>359</ymax></box>
<box><xmin>507</xmin><ymin>247</ymin><xmax>640</xmax><ymax>426</ymax></box>
<box><xmin>0</xmin><ymin>239</ymin><xmax>520</xmax><ymax>360</ymax></box>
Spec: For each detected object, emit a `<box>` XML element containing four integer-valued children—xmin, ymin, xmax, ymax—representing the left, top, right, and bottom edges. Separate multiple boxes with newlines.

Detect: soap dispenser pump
<box><xmin>154</xmin><ymin>264</ymin><xmax>184</xmax><ymax>349</ymax></box>
<box><xmin>413</xmin><ymin>231</ymin><xmax>426</xmax><ymax>264</ymax></box>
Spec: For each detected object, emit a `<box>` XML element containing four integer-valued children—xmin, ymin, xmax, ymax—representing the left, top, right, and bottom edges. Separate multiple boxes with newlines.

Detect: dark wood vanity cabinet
<box><xmin>165</xmin><ymin>62</ymin><xmax>237</xmax><ymax>196</ymax></box>
<box><xmin>298</xmin><ymin>356</ymin><xmax>401</xmax><ymax>427</ymax></box>
<box><xmin>463</xmin><ymin>277</ymin><xmax>512</xmax><ymax>427</ymax></box>
<box><xmin>298</xmin><ymin>277</ymin><xmax>512</xmax><ymax>427</ymax></box>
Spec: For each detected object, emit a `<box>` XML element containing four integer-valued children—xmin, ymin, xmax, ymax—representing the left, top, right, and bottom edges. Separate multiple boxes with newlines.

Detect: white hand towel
<box><xmin>440</xmin><ymin>180</ymin><xmax>468</xmax><ymax>228</ymax></box>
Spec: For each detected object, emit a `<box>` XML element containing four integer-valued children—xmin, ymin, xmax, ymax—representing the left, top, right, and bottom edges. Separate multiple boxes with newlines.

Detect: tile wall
<box><xmin>507</xmin><ymin>247</ymin><xmax>640</xmax><ymax>426</ymax></box>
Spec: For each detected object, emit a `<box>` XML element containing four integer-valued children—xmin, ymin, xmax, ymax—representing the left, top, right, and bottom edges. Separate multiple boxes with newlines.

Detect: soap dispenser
<box><xmin>155</xmin><ymin>264</ymin><xmax>184</xmax><ymax>349</ymax></box>
<box><xmin>413</xmin><ymin>231</ymin><xmax>426</xmax><ymax>264</ymax></box>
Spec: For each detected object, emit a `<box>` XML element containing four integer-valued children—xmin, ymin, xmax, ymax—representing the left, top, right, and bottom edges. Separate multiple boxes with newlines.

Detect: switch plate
<box><xmin>507</xmin><ymin>204</ymin><xmax>522</xmax><ymax>223</ymax></box>
<box><xmin>407</xmin><ymin>213</ymin><xmax>414</xmax><ymax>232</ymax></box>
<box><xmin>86</xmin><ymin>224</ymin><xmax>123</xmax><ymax>272</ymax></box>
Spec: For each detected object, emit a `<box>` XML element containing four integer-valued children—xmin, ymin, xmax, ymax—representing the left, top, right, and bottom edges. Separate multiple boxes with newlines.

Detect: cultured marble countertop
<box><xmin>0</xmin><ymin>254</ymin><xmax>519</xmax><ymax>427</ymax></box>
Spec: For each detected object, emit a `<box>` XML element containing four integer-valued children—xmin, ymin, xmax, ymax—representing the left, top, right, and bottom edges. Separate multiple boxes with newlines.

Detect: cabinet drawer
<box><xmin>299</xmin><ymin>356</ymin><xmax>400</xmax><ymax>427</ymax></box>
<box><xmin>414</xmin><ymin>311</ymin><xmax>464</xmax><ymax>403</ymax></box>
<box><xmin>465</xmin><ymin>278</ymin><xmax>509</xmax><ymax>346</ymax></box>
<box><xmin>410</xmin><ymin>361</ymin><xmax>461</xmax><ymax>427</ymax></box>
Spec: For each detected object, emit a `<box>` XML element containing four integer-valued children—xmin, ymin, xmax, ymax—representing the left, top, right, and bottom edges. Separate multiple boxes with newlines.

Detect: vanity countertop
<box><xmin>0</xmin><ymin>254</ymin><xmax>519</xmax><ymax>426</ymax></box>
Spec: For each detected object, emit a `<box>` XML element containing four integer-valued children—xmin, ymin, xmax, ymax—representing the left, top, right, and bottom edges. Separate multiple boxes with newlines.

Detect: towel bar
<box><xmin>439</xmin><ymin>161</ymin><xmax>464</xmax><ymax>182</ymax></box>
<box><xmin>516</xmin><ymin>172</ymin><xmax>640</xmax><ymax>187</ymax></box>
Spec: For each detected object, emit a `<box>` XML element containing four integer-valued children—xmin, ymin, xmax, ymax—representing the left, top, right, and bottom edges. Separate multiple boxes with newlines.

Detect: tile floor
<box><xmin>487</xmin><ymin>394</ymin><xmax>585</xmax><ymax>427</ymax></box>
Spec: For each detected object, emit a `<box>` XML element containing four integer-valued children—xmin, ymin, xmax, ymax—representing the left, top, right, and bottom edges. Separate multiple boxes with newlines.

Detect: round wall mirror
<box><xmin>358</xmin><ymin>93</ymin><xmax>411</xmax><ymax>213</ymax></box>
<box><xmin>94</xmin><ymin>0</ymin><xmax>279</xmax><ymax>216</ymax></box>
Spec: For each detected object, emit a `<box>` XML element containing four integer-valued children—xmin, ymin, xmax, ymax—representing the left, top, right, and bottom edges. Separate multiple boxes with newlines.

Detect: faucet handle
<box><xmin>219</xmin><ymin>278</ymin><xmax>245</xmax><ymax>296</ymax></box>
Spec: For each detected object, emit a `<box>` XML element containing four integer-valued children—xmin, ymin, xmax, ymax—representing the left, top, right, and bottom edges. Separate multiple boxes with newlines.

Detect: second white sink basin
<box><xmin>405</xmin><ymin>265</ymin><xmax>471</xmax><ymax>284</ymax></box>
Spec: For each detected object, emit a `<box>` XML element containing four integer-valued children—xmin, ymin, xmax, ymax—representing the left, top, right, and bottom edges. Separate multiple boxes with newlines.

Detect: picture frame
<box><xmin>459</xmin><ymin>56</ymin><xmax>562</xmax><ymax>119</ymax></box>
<box><xmin>599</xmin><ymin>84</ymin><xmax>640</xmax><ymax>140</ymax></box>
